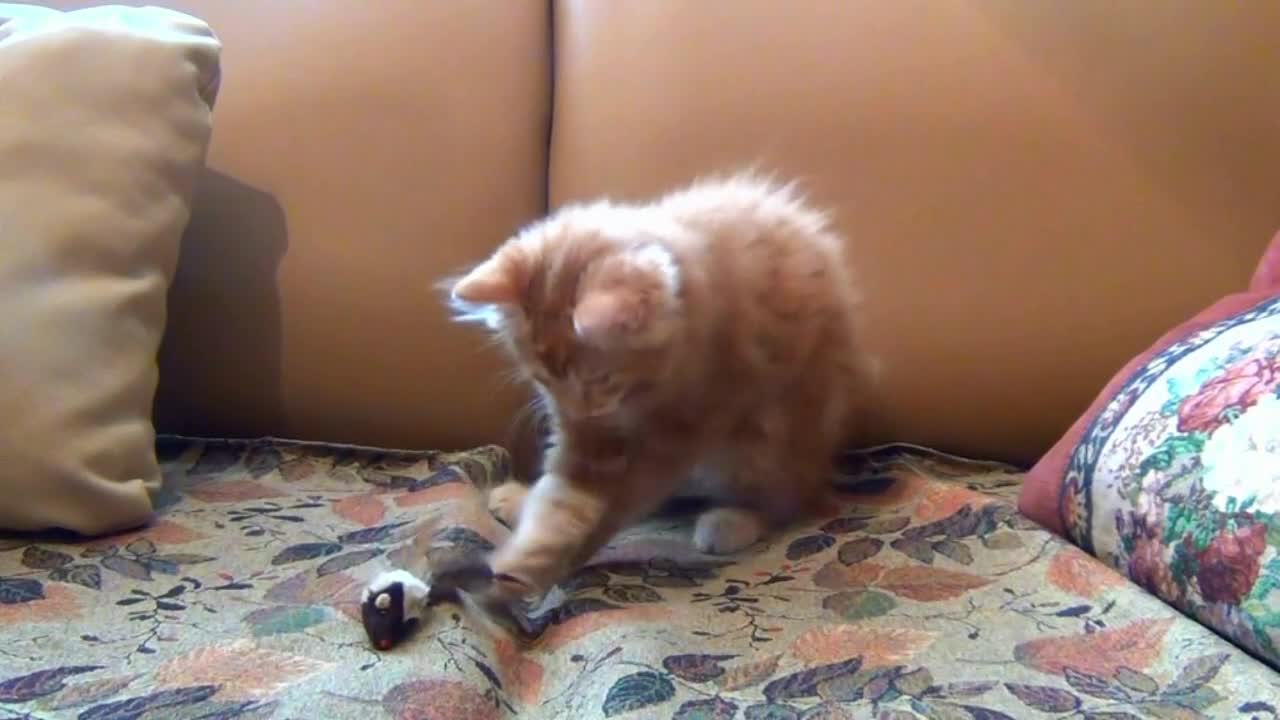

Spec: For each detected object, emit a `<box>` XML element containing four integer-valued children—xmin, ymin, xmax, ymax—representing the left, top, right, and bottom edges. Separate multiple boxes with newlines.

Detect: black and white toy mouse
<box><xmin>360</xmin><ymin>562</ymin><xmax>502</xmax><ymax>651</ymax></box>
<box><xmin>360</xmin><ymin>569</ymin><xmax>431</xmax><ymax>651</ymax></box>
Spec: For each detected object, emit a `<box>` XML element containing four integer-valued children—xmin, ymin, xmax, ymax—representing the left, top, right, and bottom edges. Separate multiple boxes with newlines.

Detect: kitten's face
<box><xmin>448</xmin><ymin>208</ymin><xmax>684</xmax><ymax>421</ymax></box>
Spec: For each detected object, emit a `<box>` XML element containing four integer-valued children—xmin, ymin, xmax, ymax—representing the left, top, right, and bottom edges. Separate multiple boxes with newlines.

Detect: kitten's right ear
<box><xmin>451</xmin><ymin>252</ymin><xmax>524</xmax><ymax>306</ymax></box>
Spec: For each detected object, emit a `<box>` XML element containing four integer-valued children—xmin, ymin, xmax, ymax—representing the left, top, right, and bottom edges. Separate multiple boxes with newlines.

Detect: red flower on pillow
<box><xmin>1128</xmin><ymin>535</ymin><xmax>1181</xmax><ymax>604</ymax></box>
<box><xmin>1177</xmin><ymin>351</ymin><xmax>1280</xmax><ymax>434</ymax></box>
<box><xmin>1194</xmin><ymin>522</ymin><xmax>1267</xmax><ymax>605</ymax></box>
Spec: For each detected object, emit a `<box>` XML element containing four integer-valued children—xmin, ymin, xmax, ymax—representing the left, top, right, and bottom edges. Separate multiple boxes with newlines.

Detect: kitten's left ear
<box><xmin>573</xmin><ymin>244</ymin><xmax>680</xmax><ymax>347</ymax></box>
<box><xmin>573</xmin><ymin>292</ymin><xmax>641</xmax><ymax>342</ymax></box>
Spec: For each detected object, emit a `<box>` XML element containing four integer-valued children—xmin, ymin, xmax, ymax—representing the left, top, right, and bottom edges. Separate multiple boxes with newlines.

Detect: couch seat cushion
<box><xmin>0</xmin><ymin>439</ymin><xmax>1275</xmax><ymax>718</ymax></box>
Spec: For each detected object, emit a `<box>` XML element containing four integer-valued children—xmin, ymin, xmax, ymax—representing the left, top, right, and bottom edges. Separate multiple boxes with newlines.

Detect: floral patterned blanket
<box><xmin>1</xmin><ymin>438</ymin><xmax>1277</xmax><ymax>719</ymax></box>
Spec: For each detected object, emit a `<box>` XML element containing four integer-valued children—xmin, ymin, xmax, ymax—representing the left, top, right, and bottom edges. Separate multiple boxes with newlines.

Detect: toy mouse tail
<box><xmin>454</xmin><ymin>586</ymin><xmax>533</xmax><ymax>640</ymax></box>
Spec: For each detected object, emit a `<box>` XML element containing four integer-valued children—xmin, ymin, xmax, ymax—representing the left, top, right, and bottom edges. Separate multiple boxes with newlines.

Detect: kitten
<box><xmin>446</xmin><ymin>173</ymin><xmax>872</xmax><ymax>602</ymax></box>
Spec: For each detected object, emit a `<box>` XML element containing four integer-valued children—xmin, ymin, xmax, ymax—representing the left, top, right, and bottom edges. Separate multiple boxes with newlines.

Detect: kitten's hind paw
<box><xmin>694</xmin><ymin>507</ymin><xmax>766</xmax><ymax>555</ymax></box>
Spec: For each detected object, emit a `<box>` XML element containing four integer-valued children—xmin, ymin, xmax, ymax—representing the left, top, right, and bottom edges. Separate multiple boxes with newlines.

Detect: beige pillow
<box><xmin>0</xmin><ymin>5</ymin><xmax>221</xmax><ymax>534</ymax></box>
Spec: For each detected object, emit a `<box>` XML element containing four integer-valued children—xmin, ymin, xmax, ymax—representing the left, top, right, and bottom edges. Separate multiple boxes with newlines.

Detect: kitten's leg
<box><xmin>693</xmin><ymin>403</ymin><xmax>835</xmax><ymax>556</ymax></box>
<box><xmin>486</xmin><ymin>473</ymin><xmax>616</xmax><ymax>601</ymax></box>
<box><xmin>486</xmin><ymin>451</ymin><xmax>692</xmax><ymax>602</ymax></box>
<box><xmin>693</xmin><ymin>506</ymin><xmax>767</xmax><ymax>555</ymax></box>
<box><xmin>487</xmin><ymin>481</ymin><xmax>529</xmax><ymax>528</ymax></box>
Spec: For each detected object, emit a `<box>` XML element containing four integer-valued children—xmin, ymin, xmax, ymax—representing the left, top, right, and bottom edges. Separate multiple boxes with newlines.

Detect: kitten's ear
<box><xmin>572</xmin><ymin>292</ymin><xmax>640</xmax><ymax>342</ymax></box>
<box><xmin>451</xmin><ymin>252</ymin><xmax>524</xmax><ymax>306</ymax></box>
<box><xmin>573</xmin><ymin>244</ymin><xmax>680</xmax><ymax>347</ymax></box>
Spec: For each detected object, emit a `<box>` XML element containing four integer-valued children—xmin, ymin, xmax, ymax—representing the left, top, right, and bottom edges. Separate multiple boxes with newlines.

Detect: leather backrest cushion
<box><xmin>550</xmin><ymin>0</ymin><xmax>1280</xmax><ymax>463</ymax></box>
<box><xmin>45</xmin><ymin>1</ymin><xmax>551</xmax><ymax>452</ymax></box>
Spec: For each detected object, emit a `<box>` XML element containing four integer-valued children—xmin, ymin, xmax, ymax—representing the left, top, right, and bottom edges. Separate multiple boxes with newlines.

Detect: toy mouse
<box><xmin>360</xmin><ymin>561</ymin><xmax>506</xmax><ymax>651</ymax></box>
<box><xmin>360</xmin><ymin>569</ymin><xmax>432</xmax><ymax>651</ymax></box>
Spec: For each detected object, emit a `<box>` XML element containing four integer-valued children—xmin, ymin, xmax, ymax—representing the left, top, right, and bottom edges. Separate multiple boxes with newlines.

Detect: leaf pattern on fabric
<box><xmin>0</xmin><ymin>582</ymin><xmax>76</xmax><ymax>623</ymax></box>
<box><xmin>0</xmin><ymin>665</ymin><xmax>101</xmax><ymax>703</ymax></box>
<box><xmin>0</xmin><ymin>438</ymin><xmax>1274</xmax><ymax>719</ymax></box>
<box><xmin>21</xmin><ymin>546</ymin><xmax>73</xmax><ymax>570</ymax></box>
<box><xmin>786</xmin><ymin>534</ymin><xmax>836</xmax><ymax>561</ymax></box>
<box><xmin>492</xmin><ymin>637</ymin><xmax>545</xmax><ymax>706</ymax></box>
<box><xmin>604</xmin><ymin>584</ymin><xmax>663</xmax><ymax>604</ymax></box>
<box><xmin>48</xmin><ymin>563</ymin><xmax>103</xmax><ymax>590</ymax></box>
<box><xmin>336</xmin><ymin>521</ymin><xmax>411</xmax><ymax>545</ymax></box>
<box><xmin>263</xmin><ymin>568</ymin><xmax>360</xmax><ymax>607</ymax></box>
<box><xmin>716</xmin><ymin>654</ymin><xmax>782</xmax><ymax>692</ymax></box>
<box><xmin>836</xmin><ymin>538</ymin><xmax>883</xmax><ymax>565</ymax></box>
<box><xmin>791</xmin><ymin>625</ymin><xmax>936</xmax><ymax>667</ymax></box>
<box><xmin>316</xmin><ymin>548</ymin><xmax>384</xmax><ymax>577</ymax></box>
<box><xmin>763</xmin><ymin>658</ymin><xmax>863</xmax><ymax>703</ymax></box>
<box><xmin>243</xmin><ymin>605</ymin><xmax>332</xmax><ymax>637</ymax></box>
<box><xmin>1014</xmin><ymin>619</ymin><xmax>1175</xmax><ymax>676</ymax></box>
<box><xmin>672</xmin><ymin>696</ymin><xmax>739</xmax><ymax>720</ymax></box>
<box><xmin>378</xmin><ymin>671</ymin><xmax>499</xmax><ymax>717</ymax></box>
<box><xmin>83</xmin><ymin>521</ymin><xmax>205</xmax><ymax>553</ymax></box>
<box><xmin>152</xmin><ymin>640</ymin><xmax>331</xmax><ymax>700</ymax></box>
<box><xmin>1046</xmin><ymin>548</ymin><xmax>1127</xmax><ymax>599</ymax></box>
<box><xmin>602</xmin><ymin>671</ymin><xmax>676</xmax><ymax>717</ymax></box>
<box><xmin>270</xmin><ymin>542</ymin><xmax>343</xmax><ymax>566</ymax></box>
<box><xmin>101</xmin><ymin>556</ymin><xmax>153</xmax><ymax>581</ymax></box>
<box><xmin>331</xmin><ymin>493</ymin><xmax>387</xmax><ymax>526</ymax></box>
<box><xmin>821</xmin><ymin>589</ymin><xmax>897</xmax><ymax>621</ymax></box>
<box><xmin>744</xmin><ymin>704</ymin><xmax>801</xmax><ymax>720</ymax></box>
<box><xmin>1005</xmin><ymin>683</ymin><xmax>1083</xmax><ymax>712</ymax></box>
<box><xmin>875</xmin><ymin>566</ymin><xmax>990</xmax><ymax>601</ymax></box>
<box><xmin>812</xmin><ymin>560</ymin><xmax>885</xmax><ymax>590</ymax></box>
<box><xmin>77</xmin><ymin>685</ymin><xmax>219</xmax><ymax>720</ymax></box>
<box><xmin>1165</xmin><ymin>653</ymin><xmax>1230</xmax><ymax>696</ymax></box>
<box><xmin>0</xmin><ymin>577</ymin><xmax>43</xmax><ymax>604</ymax></box>
<box><xmin>662</xmin><ymin>654</ymin><xmax>736</xmax><ymax>683</ymax></box>
<box><xmin>185</xmin><ymin>478</ymin><xmax>287</xmax><ymax>503</ymax></box>
<box><xmin>43</xmin><ymin>674</ymin><xmax>140</xmax><ymax>711</ymax></box>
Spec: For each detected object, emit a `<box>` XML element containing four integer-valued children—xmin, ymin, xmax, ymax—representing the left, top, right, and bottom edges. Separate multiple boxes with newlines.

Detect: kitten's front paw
<box><xmin>487</xmin><ymin>482</ymin><xmax>529</xmax><ymax>527</ymax></box>
<box><xmin>694</xmin><ymin>507</ymin><xmax>765</xmax><ymax>555</ymax></box>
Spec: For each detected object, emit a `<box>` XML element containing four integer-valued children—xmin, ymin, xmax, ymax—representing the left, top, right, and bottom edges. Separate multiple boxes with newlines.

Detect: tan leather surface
<box><xmin>47</xmin><ymin>1</ymin><xmax>550</xmax><ymax>452</ymax></box>
<box><xmin>550</xmin><ymin>1</ymin><xmax>1280</xmax><ymax>463</ymax></box>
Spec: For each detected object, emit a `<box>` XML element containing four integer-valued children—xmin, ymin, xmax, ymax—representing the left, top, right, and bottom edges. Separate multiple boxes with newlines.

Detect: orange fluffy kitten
<box><xmin>447</xmin><ymin>173</ymin><xmax>870</xmax><ymax>601</ymax></box>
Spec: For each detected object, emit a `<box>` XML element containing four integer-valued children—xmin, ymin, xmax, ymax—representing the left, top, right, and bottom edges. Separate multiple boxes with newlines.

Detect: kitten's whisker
<box><xmin>498</xmin><ymin>366</ymin><xmax>528</xmax><ymax>387</ymax></box>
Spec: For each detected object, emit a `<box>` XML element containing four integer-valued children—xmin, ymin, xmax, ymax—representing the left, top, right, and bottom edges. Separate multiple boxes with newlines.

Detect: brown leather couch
<box><xmin>45</xmin><ymin>1</ymin><xmax>1280</xmax><ymax>467</ymax></box>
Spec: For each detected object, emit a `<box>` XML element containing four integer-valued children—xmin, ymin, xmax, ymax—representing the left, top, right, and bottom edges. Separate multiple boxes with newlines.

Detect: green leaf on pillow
<box><xmin>1169</xmin><ymin>542</ymin><xmax>1197</xmax><ymax>587</ymax></box>
<box><xmin>1245</xmin><ymin>612</ymin><xmax>1280</xmax><ymax>662</ymax></box>
<box><xmin>1247</xmin><ymin>558</ymin><xmax>1280</xmax><ymax>604</ymax></box>
<box><xmin>1163</xmin><ymin>505</ymin><xmax>1197</xmax><ymax>546</ymax></box>
<box><xmin>1139</xmin><ymin>434</ymin><xmax>1206</xmax><ymax>476</ymax></box>
<box><xmin>1192</xmin><ymin>524</ymin><xmax>1216</xmax><ymax>553</ymax></box>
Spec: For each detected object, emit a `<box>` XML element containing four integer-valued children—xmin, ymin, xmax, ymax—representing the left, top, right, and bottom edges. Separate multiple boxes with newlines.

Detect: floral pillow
<box><xmin>1019</xmin><ymin>229</ymin><xmax>1280</xmax><ymax>669</ymax></box>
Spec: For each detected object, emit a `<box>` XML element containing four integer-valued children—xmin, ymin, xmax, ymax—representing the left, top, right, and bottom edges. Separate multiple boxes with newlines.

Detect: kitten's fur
<box><xmin>447</xmin><ymin>173</ymin><xmax>871</xmax><ymax>601</ymax></box>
